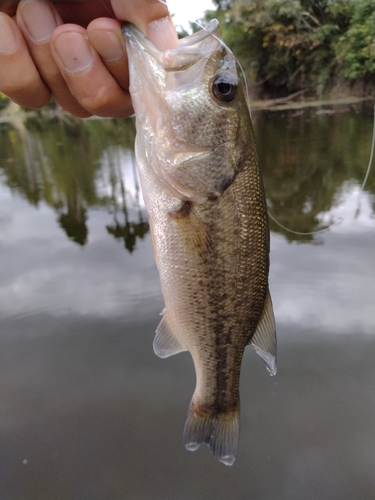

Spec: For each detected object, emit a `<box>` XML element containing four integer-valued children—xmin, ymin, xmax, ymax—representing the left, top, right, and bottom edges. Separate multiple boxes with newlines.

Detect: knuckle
<box><xmin>2</xmin><ymin>76</ymin><xmax>31</xmax><ymax>96</ymax></box>
<box><xmin>79</xmin><ymin>85</ymin><xmax>118</xmax><ymax>115</ymax></box>
<box><xmin>0</xmin><ymin>73</ymin><xmax>50</xmax><ymax>108</ymax></box>
<box><xmin>1</xmin><ymin>67</ymin><xmax>31</xmax><ymax>93</ymax></box>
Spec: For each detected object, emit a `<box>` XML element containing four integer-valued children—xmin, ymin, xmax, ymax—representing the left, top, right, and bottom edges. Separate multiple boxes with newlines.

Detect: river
<box><xmin>1</xmin><ymin>100</ymin><xmax>374</xmax><ymax>500</ymax></box>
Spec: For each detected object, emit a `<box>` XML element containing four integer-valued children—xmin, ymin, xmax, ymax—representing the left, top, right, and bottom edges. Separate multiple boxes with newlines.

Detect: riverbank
<box><xmin>0</xmin><ymin>95</ymin><xmax>374</xmax><ymax>123</ymax></box>
<box><xmin>250</xmin><ymin>95</ymin><xmax>374</xmax><ymax>111</ymax></box>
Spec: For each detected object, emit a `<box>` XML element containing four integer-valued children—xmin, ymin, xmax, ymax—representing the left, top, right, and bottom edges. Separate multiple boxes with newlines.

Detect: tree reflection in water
<box><xmin>0</xmin><ymin>116</ymin><xmax>150</xmax><ymax>252</ymax></box>
<box><xmin>104</xmin><ymin>146</ymin><xmax>149</xmax><ymax>253</ymax></box>
<box><xmin>0</xmin><ymin>101</ymin><xmax>374</xmax><ymax>248</ymax></box>
<box><xmin>1</xmin><ymin>103</ymin><xmax>374</xmax><ymax>500</ymax></box>
<box><xmin>253</xmin><ymin>101</ymin><xmax>375</xmax><ymax>242</ymax></box>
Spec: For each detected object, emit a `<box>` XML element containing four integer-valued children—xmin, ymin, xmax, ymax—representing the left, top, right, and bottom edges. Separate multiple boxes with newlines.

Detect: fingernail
<box><xmin>0</xmin><ymin>15</ymin><xmax>18</xmax><ymax>53</ymax></box>
<box><xmin>55</xmin><ymin>33</ymin><xmax>93</xmax><ymax>73</ymax></box>
<box><xmin>20</xmin><ymin>0</ymin><xmax>61</xmax><ymax>43</ymax></box>
<box><xmin>89</xmin><ymin>30</ymin><xmax>124</xmax><ymax>63</ymax></box>
<box><xmin>147</xmin><ymin>16</ymin><xmax>178</xmax><ymax>51</ymax></box>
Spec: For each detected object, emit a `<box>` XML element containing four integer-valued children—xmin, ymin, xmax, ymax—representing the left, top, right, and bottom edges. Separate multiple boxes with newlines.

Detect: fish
<box><xmin>123</xmin><ymin>19</ymin><xmax>276</xmax><ymax>466</ymax></box>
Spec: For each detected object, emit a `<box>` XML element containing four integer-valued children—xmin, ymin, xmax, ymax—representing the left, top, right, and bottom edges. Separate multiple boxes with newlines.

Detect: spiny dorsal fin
<box><xmin>250</xmin><ymin>291</ymin><xmax>277</xmax><ymax>376</ymax></box>
<box><xmin>153</xmin><ymin>310</ymin><xmax>186</xmax><ymax>358</ymax></box>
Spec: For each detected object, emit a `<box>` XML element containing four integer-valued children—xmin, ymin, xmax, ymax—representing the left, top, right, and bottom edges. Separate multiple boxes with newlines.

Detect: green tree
<box><xmin>207</xmin><ymin>0</ymin><xmax>375</xmax><ymax>97</ymax></box>
<box><xmin>334</xmin><ymin>1</ymin><xmax>375</xmax><ymax>79</ymax></box>
<box><xmin>0</xmin><ymin>92</ymin><xmax>10</xmax><ymax>111</ymax></box>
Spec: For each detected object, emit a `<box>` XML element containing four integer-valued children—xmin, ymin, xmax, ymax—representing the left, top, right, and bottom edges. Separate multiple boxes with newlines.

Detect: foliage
<box><xmin>206</xmin><ymin>0</ymin><xmax>375</xmax><ymax>97</ymax></box>
<box><xmin>334</xmin><ymin>1</ymin><xmax>375</xmax><ymax>79</ymax></box>
<box><xmin>0</xmin><ymin>92</ymin><xmax>10</xmax><ymax>111</ymax></box>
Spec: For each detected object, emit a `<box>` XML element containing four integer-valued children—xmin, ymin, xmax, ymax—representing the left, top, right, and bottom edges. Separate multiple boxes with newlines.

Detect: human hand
<box><xmin>0</xmin><ymin>0</ymin><xmax>178</xmax><ymax>117</ymax></box>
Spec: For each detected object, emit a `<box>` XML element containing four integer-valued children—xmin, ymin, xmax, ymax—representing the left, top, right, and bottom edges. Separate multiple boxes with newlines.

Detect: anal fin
<box><xmin>250</xmin><ymin>291</ymin><xmax>277</xmax><ymax>376</ymax></box>
<box><xmin>153</xmin><ymin>310</ymin><xmax>186</xmax><ymax>358</ymax></box>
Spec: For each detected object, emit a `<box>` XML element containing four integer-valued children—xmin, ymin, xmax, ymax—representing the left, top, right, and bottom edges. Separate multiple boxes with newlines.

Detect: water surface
<box><xmin>1</xmin><ymin>102</ymin><xmax>374</xmax><ymax>500</ymax></box>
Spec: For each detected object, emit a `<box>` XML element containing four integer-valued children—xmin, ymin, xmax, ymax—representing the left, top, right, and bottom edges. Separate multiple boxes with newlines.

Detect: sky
<box><xmin>166</xmin><ymin>0</ymin><xmax>216</xmax><ymax>31</ymax></box>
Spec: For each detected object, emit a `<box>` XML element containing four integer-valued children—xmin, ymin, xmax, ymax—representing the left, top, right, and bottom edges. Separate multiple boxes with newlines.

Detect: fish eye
<box><xmin>212</xmin><ymin>75</ymin><xmax>237</xmax><ymax>102</ymax></box>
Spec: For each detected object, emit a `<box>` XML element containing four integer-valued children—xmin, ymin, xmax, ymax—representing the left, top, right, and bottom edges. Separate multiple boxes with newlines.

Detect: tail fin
<box><xmin>183</xmin><ymin>402</ymin><xmax>239</xmax><ymax>466</ymax></box>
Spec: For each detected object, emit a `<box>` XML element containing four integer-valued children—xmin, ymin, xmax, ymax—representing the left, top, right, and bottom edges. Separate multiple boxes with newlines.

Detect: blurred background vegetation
<box><xmin>1</xmin><ymin>0</ymin><xmax>374</xmax><ymax>112</ymax></box>
<box><xmin>1</xmin><ymin>100</ymin><xmax>373</xmax><ymax>246</ymax></box>
<box><xmin>198</xmin><ymin>0</ymin><xmax>375</xmax><ymax>100</ymax></box>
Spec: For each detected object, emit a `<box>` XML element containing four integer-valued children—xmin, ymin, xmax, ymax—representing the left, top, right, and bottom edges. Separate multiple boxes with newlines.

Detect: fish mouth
<box><xmin>124</xmin><ymin>18</ymin><xmax>219</xmax><ymax>49</ymax></box>
<box><xmin>177</xmin><ymin>19</ymin><xmax>220</xmax><ymax>47</ymax></box>
<box><xmin>123</xmin><ymin>19</ymin><xmax>224</xmax><ymax>71</ymax></box>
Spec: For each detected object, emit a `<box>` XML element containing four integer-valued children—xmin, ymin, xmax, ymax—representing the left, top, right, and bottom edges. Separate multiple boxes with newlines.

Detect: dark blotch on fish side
<box><xmin>168</xmin><ymin>201</ymin><xmax>193</xmax><ymax>219</ymax></box>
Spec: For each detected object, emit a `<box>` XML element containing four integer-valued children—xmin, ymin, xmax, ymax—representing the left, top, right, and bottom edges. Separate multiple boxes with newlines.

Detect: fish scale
<box><xmin>124</xmin><ymin>19</ymin><xmax>276</xmax><ymax>466</ymax></box>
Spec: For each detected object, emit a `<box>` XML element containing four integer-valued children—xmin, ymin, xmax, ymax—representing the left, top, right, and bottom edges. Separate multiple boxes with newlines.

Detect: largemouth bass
<box><xmin>124</xmin><ymin>19</ymin><xmax>276</xmax><ymax>466</ymax></box>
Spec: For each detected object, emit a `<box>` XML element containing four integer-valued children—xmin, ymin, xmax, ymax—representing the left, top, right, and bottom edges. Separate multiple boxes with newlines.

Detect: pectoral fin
<box><xmin>250</xmin><ymin>291</ymin><xmax>277</xmax><ymax>376</ymax></box>
<box><xmin>169</xmin><ymin>201</ymin><xmax>213</xmax><ymax>260</ymax></box>
<box><xmin>153</xmin><ymin>310</ymin><xmax>186</xmax><ymax>358</ymax></box>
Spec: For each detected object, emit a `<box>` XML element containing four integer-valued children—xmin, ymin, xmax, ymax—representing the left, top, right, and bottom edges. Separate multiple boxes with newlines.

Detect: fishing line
<box><xmin>179</xmin><ymin>14</ymin><xmax>375</xmax><ymax>236</ymax></box>
<box><xmin>157</xmin><ymin>0</ymin><xmax>252</xmax><ymax>112</ymax></box>
<box><xmin>358</xmin><ymin>99</ymin><xmax>375</xmax><ymax>197</ymax></box>
<box><xmin>267</xmin><ymin>98</ymin><xmax>374</xmax><ymax>236</ymax></box>
<box><xmin>267</xmin><ymin>212</ymin><xmax>337</xmax><ymax>236</ymax></box>
<box><xmin>188</xmin><ymin>19</ymin><xmax>253</xmax><ymax>118</ymax></box>
<box><xmin>154</xmin><ymin>3</ymin><xmax>375</xmax><ymax>235</ymax></box>
<box><xmin>98</xmin><ymin>0</ymin><xmax>116</xmax><ymax>19</ymax></box>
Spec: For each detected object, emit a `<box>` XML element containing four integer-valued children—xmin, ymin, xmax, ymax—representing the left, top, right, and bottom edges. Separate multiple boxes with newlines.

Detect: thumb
<box><xmin>110</xmin><ymin>0</ymin><xmax>178</xmax><ymax>51</ymax></box>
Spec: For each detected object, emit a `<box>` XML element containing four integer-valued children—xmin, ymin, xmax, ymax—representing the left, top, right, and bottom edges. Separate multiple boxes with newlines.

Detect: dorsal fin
<box><xmin>153</xmin><ymin>310</ymin><xmax>186</xmax><ymax>358</ymax></box>
<box><xmin>250</xmin><ymin>291</ymin><xmax>277</xmax><ymax>376</ymax></box>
